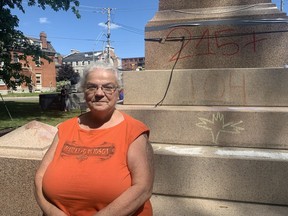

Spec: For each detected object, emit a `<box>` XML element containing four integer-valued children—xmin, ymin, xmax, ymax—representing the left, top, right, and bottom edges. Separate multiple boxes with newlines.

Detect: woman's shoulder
<box><xmin>121</xmin><ymin>112</ymin><xmax>143</xmax><ymax>124</ymax></box>
<box><xmin>58</xmin><ymin>117</ymin><xmax>78</xmax><ymax>129</ymax></box>
<box><xmin>57</xmin><ymin>117</ymin><xmax>79</xmax><ymax>139</ymax></box>
<box><xmin>121</xmin><ymin>112</ymin><xmax>149</xmax><ymax>131</ymax></box>
<box><xmin>120</xmin><ymin>112</ymin><xmax>150</xmax><ymax>143</ymax></box>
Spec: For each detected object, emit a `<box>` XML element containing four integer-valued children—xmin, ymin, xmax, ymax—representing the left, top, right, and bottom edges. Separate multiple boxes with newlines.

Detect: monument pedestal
<box><xmin>119</xmin><ymin>0</ymin><xmax>288</xmax><ymax>214</ymax></box>
<box><xmin>145</xmin><ymin>1</ymin><xmax>288</xmax><ymax>69</ymax></box>
<box><xmin>120</xmin><ymin>68</ymin><xmax>288</xmax><ymax>214</ymax></box>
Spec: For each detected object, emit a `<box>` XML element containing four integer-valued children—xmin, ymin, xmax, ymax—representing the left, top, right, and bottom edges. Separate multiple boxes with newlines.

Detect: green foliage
<box><xmin>57</xmin><ymin>64</ymin><xmax>80</xmax><ymax>85</ymax></box>
<box><xmin>0</xmin><ymin>0</ymin><xmax>80</xmax><ymax>89</ymax></box>
<box><xmin>27</xmin><ymin>0</ymin><xmax>81</xmax><ymax>18</ymax></box>
<box><xmin>56</xmin><ymin>80</ymin><xmax>71</xmax><ymax>92</ymax></box>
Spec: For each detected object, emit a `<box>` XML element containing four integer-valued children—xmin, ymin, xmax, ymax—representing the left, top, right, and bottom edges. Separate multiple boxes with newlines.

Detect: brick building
<box><xmin>121</xmin><ymin>57</ymin><xmax>145</xmax><ymax>71</ymax></box>
<box><xmin>0</xmin><ymin>32</ymin><xmax>58</xmax><ymax>94</ymax></box>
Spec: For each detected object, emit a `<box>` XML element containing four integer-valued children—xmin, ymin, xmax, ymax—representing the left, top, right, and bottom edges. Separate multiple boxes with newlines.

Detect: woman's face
<box><xmin>84</xmin><ymin>69</ymin><xmax>119</xmax><ymax>113</ymax></box>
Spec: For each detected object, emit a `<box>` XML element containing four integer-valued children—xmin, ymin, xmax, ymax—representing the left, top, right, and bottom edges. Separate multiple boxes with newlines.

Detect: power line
<box><xmin>114</xmin><ymin>22</ymin><xmax>143</xmax><ymax>32</ymax></box>
<box><xmin>118</xmin><ymin>27</ymin><xmax>144</xmax><ymax>35</ymax></box>
<box><xmin>25</xmin><ymin>34</ymin><xmax>143</xmax><ymax>44</ymax></box>
<box><xmin>78</xmin><ymin>4</ymin><xmax>156</xmax><ymax>11</ymax></box>
<box><xmin>73</xmin><ymin>5</ymin><xmax>152</xmax><ymax>48</ymax></box>
<box><xmin>114</xmin><ymin>8</ymin><xmax>157</xmax><ymax>12</ymax></box>
<box><xmin>113</xmin><ymin>22</ymin><xmax>144</xmax><ymax>35</ymax></box>
<box><xmin>25</xmin><ymin>35</ymin><xmax>105</xmax><ymax>42</ymax></box>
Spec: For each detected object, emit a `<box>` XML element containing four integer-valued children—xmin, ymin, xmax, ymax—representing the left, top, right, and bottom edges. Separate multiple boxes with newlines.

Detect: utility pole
<box><xmin>101</xmin><ymin>7</ymin><xmax>112</xmax><ymax>61</ymax></box>
<box><xmin>281</xmin><ymin>0</ymin><xmax>284</xmax><ymax>11</ymax></box>
<box><xmin>107</xmin><ymin>7</ymin><xmax>111</xmax><ymax>59</ymax></box>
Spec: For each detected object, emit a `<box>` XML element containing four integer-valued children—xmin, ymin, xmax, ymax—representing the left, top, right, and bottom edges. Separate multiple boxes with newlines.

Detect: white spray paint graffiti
<box><xmin>196</xmin><ymin>112</ymin><xmax>244</xmax><ymax>144</ymax></box>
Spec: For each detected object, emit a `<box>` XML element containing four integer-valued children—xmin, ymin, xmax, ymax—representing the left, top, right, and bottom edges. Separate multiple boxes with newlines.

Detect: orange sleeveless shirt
<box><xmin>42</xmin><ymin>112</ymin><xmax>152</xmax><ymax>216</ymax></box>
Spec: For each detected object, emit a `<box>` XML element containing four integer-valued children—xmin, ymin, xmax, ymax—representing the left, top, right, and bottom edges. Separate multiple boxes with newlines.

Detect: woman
<box><xmin>60</xmin><ymin>86</ymin><xmax>69</xmax><ymax>112</ymax></box>
<box><xmin>34</xmin><ymin>62</ymin><xmax>154</xmax><ymax>216</ymax></box>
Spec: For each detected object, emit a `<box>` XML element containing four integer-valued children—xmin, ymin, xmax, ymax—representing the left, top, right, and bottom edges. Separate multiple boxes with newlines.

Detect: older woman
<box><xmin>34</xmin><ymin>62</ymin><xmax>154</xmax><ymax>216</ymax></box>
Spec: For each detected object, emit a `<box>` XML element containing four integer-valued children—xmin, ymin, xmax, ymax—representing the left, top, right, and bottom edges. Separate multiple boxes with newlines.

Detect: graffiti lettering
<box><xmin>166</xmin><ymin>27</ymin><xmax>267</xmax><ymax>61</ymax></box>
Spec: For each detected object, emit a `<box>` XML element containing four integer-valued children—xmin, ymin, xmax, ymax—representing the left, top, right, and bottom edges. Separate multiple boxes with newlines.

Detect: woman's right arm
<box><xmin>34</xmin><ymin>133</ymin><xmax>67</xmax><ymax>216</ymax></box>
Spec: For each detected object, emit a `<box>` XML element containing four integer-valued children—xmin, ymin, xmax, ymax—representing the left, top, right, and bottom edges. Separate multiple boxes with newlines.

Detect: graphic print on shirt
<box><xmin>60</xmin><ymin>140</ymin><xmax>115</xmax><ymax>161</ymax></box>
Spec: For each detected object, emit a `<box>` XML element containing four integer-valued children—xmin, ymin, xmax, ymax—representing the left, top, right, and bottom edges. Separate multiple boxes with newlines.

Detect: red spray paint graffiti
<box><xmin>166</xmin><ymin>27</ymin><xmax>267</xmax><ymax>62</ymax></box>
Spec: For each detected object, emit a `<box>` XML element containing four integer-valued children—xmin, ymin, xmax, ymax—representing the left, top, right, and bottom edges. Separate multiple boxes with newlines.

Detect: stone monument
<box><xmin>146</xmin><ymin>0</ymin><xmax>288</xmax><ymax>69</ymax></box>
<box><xmin>119</xmin><ymin>0</ymin><xmax>288</xmax><ymax>215</ymax></box>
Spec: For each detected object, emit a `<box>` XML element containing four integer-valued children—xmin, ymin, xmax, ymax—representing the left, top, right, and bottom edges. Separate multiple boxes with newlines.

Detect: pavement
<box><xmin>1</xmin><ymin>96</ymin><xmax>39</xmax><ymax>101</ymax></box>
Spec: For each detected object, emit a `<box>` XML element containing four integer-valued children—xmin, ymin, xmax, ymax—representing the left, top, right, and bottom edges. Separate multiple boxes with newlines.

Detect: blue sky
<box><xmin>12</xmin><ymin>0</ymin><xmax>158</xmax><ymax>58</ymax></box>
<box><xmin>12</xmin><ymin>0</ymin><xmax>286</xmax><ymax>58</ymax></box>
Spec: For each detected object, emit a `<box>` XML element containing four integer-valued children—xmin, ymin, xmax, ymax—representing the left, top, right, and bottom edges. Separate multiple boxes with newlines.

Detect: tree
<box><xmin>0</xmin><ymin>0</ymin><xmax>80</xmax><ymax>90</ymax></box>
<box><xmin>57</xmin><ymin>64</ymin><xmax>80</xmax><ymax>85</ymax></box>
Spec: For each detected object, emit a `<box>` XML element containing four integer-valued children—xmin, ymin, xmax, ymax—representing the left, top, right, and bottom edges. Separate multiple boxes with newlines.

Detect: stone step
<box><xmin>152</xmin><ymin>143</ymin><xmax>288</xmax><ymax>205</ymax></box>
<box><xmin>153</xmin><ymin>3</ymin><xmax>284</xmax><ymax>21</ymax></box>
<box><xmin>159</xmin><ymin>0</ymin><xmax>272</xmax><ymax>11</ymax></box>
<box><xmin>123</xmin><ymin>68</ymin><xmax>288</xmax><ymax>106</ymax></box>
<box><xmin>118</xmin><ymin>105</ymin><xmax>288</xmax><ymax>149</ymax></box>
<box><xmin>151</xmin><ymin>194</ymin><xmax>288</xmax><ymax>216</ymax></box>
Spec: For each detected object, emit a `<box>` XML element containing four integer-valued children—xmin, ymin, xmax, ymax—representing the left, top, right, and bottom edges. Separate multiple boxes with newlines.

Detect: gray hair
<box><xmin>80</xmin><ymin>61</ymin><xmax>122</xmax><ymax>91</ymax></box>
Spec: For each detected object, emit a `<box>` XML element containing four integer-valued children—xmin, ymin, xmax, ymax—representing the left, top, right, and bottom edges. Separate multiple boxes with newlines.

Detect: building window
<box><xmin>36</xmin><ymin>74</ymin><xmax>41</xmax><ymax>85</ymax></box>
<box><xmin>13</xmin><ymin>53</ymin><xmax>19</xmax><ymax>63</ymax></box>
<box><xmin>35</xmin><ymin>56</ymin><xmax>41</xmax><ymax>67</ymax></box>
<box><xmin>76</xmin><ymin>61</ymin><xmax>79</xmax><ymax>66</ymax></box>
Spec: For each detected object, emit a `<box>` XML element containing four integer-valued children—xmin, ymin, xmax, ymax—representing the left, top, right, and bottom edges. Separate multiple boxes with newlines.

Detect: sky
<box><xmin>12</xmin><ymin>0</ymin><xmax>158</xmax><ymax>58</ymax></box>
<box><xmin>11</xmin><ymin>0</ymin><xmax>286</xmax><ymax>59</ymax></box>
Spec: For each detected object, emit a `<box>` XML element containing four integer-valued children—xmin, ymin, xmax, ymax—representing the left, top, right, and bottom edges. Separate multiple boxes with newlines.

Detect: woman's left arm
<box><xmin>95</xmin><ymin>133</ymin><xmax>154</xmax><ymax>216</ymax></box>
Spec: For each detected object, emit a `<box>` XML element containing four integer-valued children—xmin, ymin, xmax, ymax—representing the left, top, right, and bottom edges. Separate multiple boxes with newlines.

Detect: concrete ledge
<box><xmin>152</xmin><ymin>143</ymin><xmax>288</xmax><ymax>205</ymax></box>
<box><xmin>2</xmin><ymin>153</ymin><xmax>287</xmax><ymax>215</ymax></box>
<box><xmin>151</xmin><ymin>194</ymin><xmax>288</xmax><ymax>216</ymax></box>
<box><xmin>123</xmin><ymin>68</ymin><xmax>288</xmax><ymax>106</ymax></box>
<box><xmin>118</xmin><ymin>105</ymin><xmax>288</xmax><ymax>149</ymax></box>
<box><xmin>0</xmin><ymin>121</ymin><xmax>56</xmax><ymax>159</ymax></box>
<box><xmin>0</xmin><ymin>157</ymin><xmax>42</xmax><ymax>215</ymax></box>
<box><xmin>0</xmin><ymin>121</ymin><xmax>56</xmax><ymax>215</ymax></box>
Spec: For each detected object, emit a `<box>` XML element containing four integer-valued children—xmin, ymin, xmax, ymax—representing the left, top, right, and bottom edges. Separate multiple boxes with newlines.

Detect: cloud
<box><xmin>39</xmin><ymin>17</ymin><xmax>50</xmax><ymax>24</ymax></box>
<box><xmin>98</xmin><ymin>22</ymin><xmax>121</xmax><ymax>29</ymax></box>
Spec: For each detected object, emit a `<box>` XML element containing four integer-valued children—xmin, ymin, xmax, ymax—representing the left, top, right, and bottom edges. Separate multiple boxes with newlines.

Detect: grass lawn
<box><xmin>0</xmin><ymin>99</ymin><xmax>81</xmax><ymax>130</ymax></box>
<box><xmin>1</xmin><ymin>92</ymin><xmax>42</xmax><ymax>97</ymax></box>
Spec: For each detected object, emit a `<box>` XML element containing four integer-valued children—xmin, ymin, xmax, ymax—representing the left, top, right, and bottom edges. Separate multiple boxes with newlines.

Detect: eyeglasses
<box><xmin>85</xmin><ymin>83</ymin><xmax>118</xmax><ymax>94</ymax></box>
